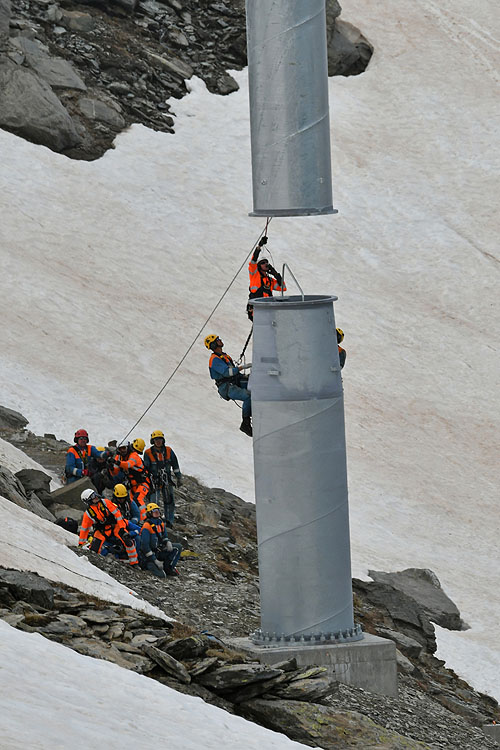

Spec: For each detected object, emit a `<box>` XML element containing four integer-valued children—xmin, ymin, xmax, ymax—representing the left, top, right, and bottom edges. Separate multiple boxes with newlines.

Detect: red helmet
<box><xmin>74</xmin><ymin>429</ymin><xmax>89</xmax><ymax>442</ymax></box>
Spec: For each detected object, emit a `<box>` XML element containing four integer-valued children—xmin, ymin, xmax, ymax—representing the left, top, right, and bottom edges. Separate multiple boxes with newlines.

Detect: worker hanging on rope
<box><xmin>337</xmin><ymin>327</ymin><xmax>346</xmax><ymax>370</ymax></box>
<box><xmin>205</xmin><ymin>335</ymin><xmax>253</xmax><ymax>437</ymax></box>
<box><xmin>246</xmin><ymin>235</ymin><xmax>286</xmax><ymax>321</ymax></box>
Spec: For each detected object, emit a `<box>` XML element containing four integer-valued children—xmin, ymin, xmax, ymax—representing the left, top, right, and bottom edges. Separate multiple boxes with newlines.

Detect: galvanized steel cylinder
<box><xmin>249</xmin><ymin>295</ymin><xmax>359</xmax><ymax>645</ymax></box>
<box><xmin>245</xmin><ymin>0</ymin><xmax>334</xmax><ymax>216</ymax></box>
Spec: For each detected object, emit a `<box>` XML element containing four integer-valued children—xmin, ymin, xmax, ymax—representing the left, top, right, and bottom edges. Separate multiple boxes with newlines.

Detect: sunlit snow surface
<box><xmin>0</xmin><ymin>621</ymin><xmax>315</xmax><ymax>750</ymax></box>
<box><xmin>0</xmin><ymin>0</ymin><xmax>499</xmax><ymax>703</ymax></box>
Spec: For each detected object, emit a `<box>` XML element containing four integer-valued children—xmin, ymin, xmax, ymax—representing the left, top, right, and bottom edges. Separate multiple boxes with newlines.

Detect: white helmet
<box><xmin>81</xmin><ymin>488</ymin><xmax>99</xmax><ymax>505</ymax></box>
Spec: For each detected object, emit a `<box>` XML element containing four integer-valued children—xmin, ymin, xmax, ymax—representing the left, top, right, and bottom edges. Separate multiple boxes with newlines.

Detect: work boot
<box><xmin>239</xmin><ymin>416</ymin><xmax>253</xmax><ymax>437</ymax></box>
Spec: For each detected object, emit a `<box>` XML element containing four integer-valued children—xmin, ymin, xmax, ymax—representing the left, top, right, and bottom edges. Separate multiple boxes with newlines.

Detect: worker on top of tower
<box><xmin>205</xmin><ymin>335</ymin><xmax>252</xmax><ymax>437</ymax></box>
<box><xmin>337</xmin><ymin>327</ymin><xmax>346</xmax><ymax>370</ymax></box>
<box><xmin>247</xmin><ymin>236</ymin><xmax>286</xmax><ymax>320</ymax></box>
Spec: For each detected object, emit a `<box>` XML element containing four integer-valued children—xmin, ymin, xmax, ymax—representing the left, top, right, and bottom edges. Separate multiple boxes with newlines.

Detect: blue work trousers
<box><xmin>219</xmin><ymin>382</ymin><xmax>251</xmax><ymax>418</ymax></box>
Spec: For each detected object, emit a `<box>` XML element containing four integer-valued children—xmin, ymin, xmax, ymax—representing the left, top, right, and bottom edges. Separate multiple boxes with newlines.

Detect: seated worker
<box><xmin>112</xmin><ymin>483</ymin><xmax>141</xmax><ymax>526</ymax></box>
<box><xmin>247</xmin><ymin>235</ymin><xmax>286</xmax><ymax>320</ymax></box>
<box><xmin>65</xmin><ymin>429</ymin><xmax>105</xmax><ymax>484</ymax></box>
<box><xmin>205</xmin><ymin>335</ymin><xmax>252</xmax><ymax>437</ymax></box>
<box><xmin>144</xmin><ymin>430</ymin><xmax>183</xmax><ymax>528</ymax></box>
<box><xmin>139</xmin><ymin>502</ymin><xmax>182</xmax><ymax>578</ymax></box>
<box><xmin>110</xmin><ymin>441</ymin><xmax>150</xmax><ymax>523</ymax></box>
<box><xmin>78</xmin><ymin>488</ymin><xmax>139</xmax><ymax>566</ymax></box>
<box><xmin>337</xmin><ymin>327</ymin><xmax>346</xmax><ymax>370</ymax></box>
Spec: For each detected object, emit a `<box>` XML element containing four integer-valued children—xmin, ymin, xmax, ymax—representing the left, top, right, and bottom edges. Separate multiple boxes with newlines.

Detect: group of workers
<box><xmin>204</xmin><ymin>235</ymin><xmax>346</xmax><ymax>437</ymax></box>
<box><xmin>66</xmin><ymin>428</ymin><xmax>183</xmax><ymax>577</ymax></box>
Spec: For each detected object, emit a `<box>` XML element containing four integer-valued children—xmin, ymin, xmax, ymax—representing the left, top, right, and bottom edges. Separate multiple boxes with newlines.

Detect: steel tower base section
<box><xmin>246</xmin><ymin>0</ymin><xmax>334</xmax><ymax>217</ymax></box>
<box><xmin>250</xmin><ymin>295</ymin><xmax>357</xmax><ymax>643</ymax></box>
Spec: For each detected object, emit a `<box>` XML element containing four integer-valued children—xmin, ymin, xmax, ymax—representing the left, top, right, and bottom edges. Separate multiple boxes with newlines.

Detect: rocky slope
<box><xmin>0</xmin><ymin>0</ymin><xmax>373</xmax><ymax>159</ymax></box>
<box><xmin>0</xmin><ymin>408</ymin><xmax>499</xmax><ymax>749</ymax></box>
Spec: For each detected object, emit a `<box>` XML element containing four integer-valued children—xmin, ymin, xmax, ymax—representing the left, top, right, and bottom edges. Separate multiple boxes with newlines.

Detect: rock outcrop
<box><xmin>1</xmin><ymin>0</ymin><xmax>372</xmax><ymax>158</ymax></box>
<box><xmin>368</xmin><ymin>568</ymin><xmax>467</xmax><ymax>631</ymax></box>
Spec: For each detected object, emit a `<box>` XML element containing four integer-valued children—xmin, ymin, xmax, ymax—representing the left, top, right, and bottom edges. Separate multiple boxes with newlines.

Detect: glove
<box><xmin>165</xmin><ymin>540</ymin><xmax>173</xmax><ymax>552</ymax></box>
<box><xmin>154</xmin><ymin>559</ymin><xmax>163</xmax><ymax>570</ymax></box>
<box><xmin>175</xmin><ymin>475</ymin><xmax>183</xmax><ymax>488</ymax></box>
<box><xmin>258</xmin><ymin>236</ymin><xmax>268</xmax><ymax>246</ymax></box>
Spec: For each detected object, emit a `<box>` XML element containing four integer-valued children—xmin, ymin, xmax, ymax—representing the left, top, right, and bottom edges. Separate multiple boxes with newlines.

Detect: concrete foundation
<box><xmin>227</xmin><ymin>633</ymin><xmax>398</xmax><ymax>698</ymax></box>
<box><xmin>483</xmin><ymin>723</ymin><xmax>500</xmax><ymax>742</ymax></box>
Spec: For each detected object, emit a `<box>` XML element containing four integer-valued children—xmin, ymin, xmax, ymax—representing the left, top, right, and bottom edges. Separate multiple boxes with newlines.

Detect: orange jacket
<box><xmin>78</xmin><ymin>498</ymin><xmax>126</xmax><ymax>545</ymax></box>
<box><xmin>111</xmin><ymin>450</ymin><xmax>150</xmax><ymax>488</ymax></box>
<box><xmin>248</xmin><ymin>260</ymin><xmax>286</xmax><ymax>298</ymax></box>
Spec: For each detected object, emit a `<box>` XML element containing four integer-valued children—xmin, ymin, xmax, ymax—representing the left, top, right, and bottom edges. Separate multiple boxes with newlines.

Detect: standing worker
<box><xmin>65</xmin><ymin>429</ymin><xmax>104</xmax><ymax>484</ymax></box>
<box><xmin>110</xmin><ymin>442</ymin><xmax>150</xmax><ymax>523</ymax></box>
<box><xmin>78</xmin><ymin>488</ymin><xmax>139</xmax><ymax>566</ymax></box>
<box><xmin>247</xmin><ymin>235</ymin><xmax>286</xmax><ymax>320</ymax></box>
<box><xmin>144</xmin><ymin>430</ymin><xmax>183</xmax><ymax>528</ymax></box>
<box><xmin>205</xmin><ymin>335</ymin><xmax>252</xmax><ymax>437</ymax></box>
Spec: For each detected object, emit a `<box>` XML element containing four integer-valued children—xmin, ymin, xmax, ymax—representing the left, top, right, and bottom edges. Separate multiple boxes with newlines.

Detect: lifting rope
<box><xmin>238</xmin><ymin>325</ymin><xmax>253</xmax><ymax>362</ymax></box>
<box><xmin>120</xmin><ymin>219</ymin><xmax>272</xmax><ymax>444</ymax></box>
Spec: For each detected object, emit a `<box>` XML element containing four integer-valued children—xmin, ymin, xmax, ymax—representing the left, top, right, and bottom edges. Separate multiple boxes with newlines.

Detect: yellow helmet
<box><xmin>113</xmin><ymin>483</ymin><xmax>128</xmax><ymax>498</ymax></box>
<box><xmin>204</xmin><ymin>334</ymin><xmax>219</xmax><ymax>350</ymax></box>
<box><xmin>146</xmin><ymin>502</ymin><xmax>160</xmax><ymax>515</ymax></box>
<box><xmin>132</xmin><ymin>438</ymin><xmax>145</xmax><ymax>453</ymax></box>
<box><xmin>96</xmin><ymin>446</ymin><xmax>106</xmax><ymax>452</ymax></box>
<box><xmin>150</xmin><ymin>430</ymin><xmax>164</xmax><ymax>444</ymax></box>
<box><xmin>336</xmin><ymin>327</ymin><xmax>344</xmax><ymax>344</ymax></box>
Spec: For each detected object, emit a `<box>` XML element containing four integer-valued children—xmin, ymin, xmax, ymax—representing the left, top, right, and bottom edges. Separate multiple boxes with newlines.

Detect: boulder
<box><xmin>0</xmin><ymin>405</ymin><xmax>28</xmax><ymax>430</ymax></box>
<box><xmin>142</xmin><ymin>644</ymin><xmax>192</xmax><ymax>684</ymax></box>
<box><xmin>15</xmin><ymin>468</ymin><xmax>51</xmax><ymax>496</ymax></box>
<box><xmin>327</xmin><ymin>19</ymin><xmax>373</xmax><ymax>77</ymax></box>
<box><xmin>78</xmin><ymin>608</ymin><xmax>122</xmax><ymax>624</ymax></box>
<box><xmin>196</xmin><ymin>663</ymin><xmax>283</xmax><ymax>692</ymax></box>
<box><xmin>190</xmin><ymin>501</ymin><xmax>221</xmax><ymax>528</ymax></box>
<box><xmin>0</xmin><ymin>463</ymin><xmax>28</xmax><ymax>506</ymax></box>
<box><xmin>25</xmin><ymin>492</ymin><xmax>56</xmax><ymax>521</ymax></box>
<box><xmin>145</xmin><ymin>50</ymin><xmax>192</xmax><ymax>80</ymax></box>
<box><xmin>0</xmin><ymin>59</ymin><xmax>81</xmax><ymax>151</ymax></box>
<box><xmin>228</xmin><ymin>672</ymin><xmax>290</xmax><ymax>704</ymax></box>
<box><xmin>0</xmin><ymin>569</ymin><xmax>55</xmax><ymax>609</ymax></box>
<box><xmin>238</xmin><ymin>699</ymin><xmax>429</xmax><ymax>749</ymax></box>
<box><xmin>49</xmin><ymin>504</ymin><xmax>83</xmax><ymax>524</ymax></box>
<box><xmin>271</xmin><ymin>674</ymin><xmax>338</xmax><ymax>702</ymax></box>
<box><xmin>78</xmin><ymin>97</ymin><xmax>125</xmax><ymax>129</ymax></box>
<box><xmin>369</xmin><ymin>568</ymin><xmax>466</xmax><ymax>631</ymax></box>
<box><xmin>188</xmin><ymin>656</ymin><xmax>219</xmax><ymax>677</ymax></box>
<box><xmin>354</xmin><ymin>578</ymin><xmax>436</xmax><ymax>653</ymax></box>
<box><xmin>10</xmin><ymin>37</ymin><xmax>87</xmax><ymax>90</ymax></box>
<box><xmin>49</xmin><ymin>477</ymin><xmax>94</xmax><ymax>510</ymax></box>
<box><xmin>375</xmin><ymin>627</ymin><xmax>424</xmax><ymax>658</ymax></box>
<box><xmin>71</xmin><ymin>637</ymin><xmax>149</xmax><ymax>671</ymax></box>
<box><xmin>395</xmin><ymin>649</ymin><xmax>417</xmax><ymax>676</ymax></box>
<box><xmin>217</xmin><ymin>73</ymin><xmax>239</xmax><ymax>95</ymax></box>
<box><xmin>61</xmin><ymin>10</ymin><xmax>95</xmax><ymax>32</ymax></box>
<box><xmin>158</xmin><ymin>634</ymin><xmax>210</xmax><ymax>660</ymax></box>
